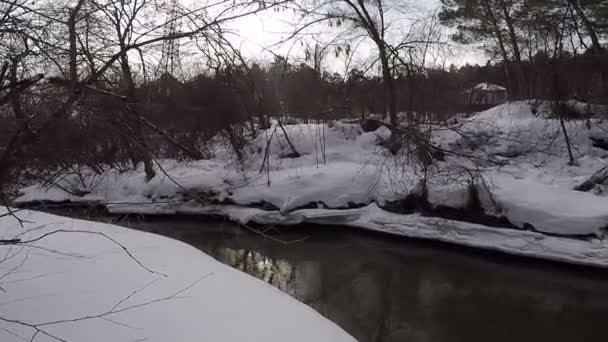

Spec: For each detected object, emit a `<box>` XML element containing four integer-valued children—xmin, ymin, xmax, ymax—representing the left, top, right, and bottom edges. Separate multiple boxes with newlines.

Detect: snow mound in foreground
<box><xmin>0</xmin><ymin>209</ymin><xmax>356</xmax><ymax>342</ymax></box>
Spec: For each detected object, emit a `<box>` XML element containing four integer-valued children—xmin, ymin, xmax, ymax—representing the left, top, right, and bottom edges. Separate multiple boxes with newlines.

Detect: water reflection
<box><xmin>217</xmin><ymin>248</ymin><xmax>297</xmax><ymax>295</ymax></box>
<box><xmin>125</xmin><ymin>220</ymin><xmax>608</xmax><ymax>342</ymax></box>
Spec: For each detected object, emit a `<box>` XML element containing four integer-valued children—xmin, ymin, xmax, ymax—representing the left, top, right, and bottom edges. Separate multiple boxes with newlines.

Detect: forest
<box><xmin>0</xmin><ymin>0</ymin><xmax>606</xmax><ymax>189</ymax></box>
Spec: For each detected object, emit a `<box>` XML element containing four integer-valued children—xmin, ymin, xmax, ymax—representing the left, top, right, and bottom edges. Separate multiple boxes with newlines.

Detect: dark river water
<box><xmin>46</xmin><ymin>210</ymin><xmax>608</xmax><ymax>342</ymax></box>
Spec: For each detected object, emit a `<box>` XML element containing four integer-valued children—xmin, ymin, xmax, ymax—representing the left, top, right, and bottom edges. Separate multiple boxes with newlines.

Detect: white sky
<box><xmin>181</xmin><ymin>0</ymin><xmax>487</xmax><ymax>74</ymax></box>
<box><xmin>228</xmin><ymin>1</ymin><xmax>485</xmax><ymax>70</ymax></box>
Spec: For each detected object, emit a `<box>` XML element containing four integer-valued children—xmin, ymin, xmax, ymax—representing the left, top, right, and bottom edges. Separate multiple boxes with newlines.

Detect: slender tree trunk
<box><xmin>345</xmin><ymin>0</ymin><xmax>397</xmax><ymax>126</ymax></box>
<box><xmin>68</xmin><ymin>0</ymin><xmax>85</xmax><ymax>87</ymax></box>
<box><xmin>559</xmin><ymin>115</ymin><xmax>574</xmax><ymax>166</ymax></box>
<box><xmin>569</xmin><ymin>4</ymin><xmax>590</xmax><ymax>50</ymax></box>
<box><xmin>119</xmin><ymin>52</ymin><xmax>156</xmax><ymax>181</ymax></box>
<box><xmin>500</xmin><ymin>0</ymin><xmax>528</xmax><ymax>98</ymax></box>
<box><xmin>484</xmin><ymin>1</ymin><xmax>515</xmax><ymax>99</ymax></box>
<box><xmin>500</xmin><ymin>1</ymin><xmax>522</xmax><ymax>63</ymax></box>
<box><xmin>568</xmin><ymin>0</ymin><xmax>603</xmax><ymax>51</ymax></box>
<box><xmin>560</xmin><ymin>115</ymin><xmax>575</xmax><ymax>165</ymax></box>
<box><xmin>551</xmin><ymin>64</ymin><xmax>576</xmax><ymax>166</ymax></box>
<box><xmin>379</xmin><ymin>46</ymin><xmax>397</xmax><ymax>126</ymax></box>
<box><xmin>114</xmin><ymin>7</ymin><xmax>156</xmax><ymax>182</ymax></box>
<box><xmin>9</xmin><ymin>59</ymin><xmax>25</xmax><ymax>129</ymax></box>
<box><xmin>68</xmin><ymin>12</ymin><xmax>78</xmax><ymax>85</ymax></box>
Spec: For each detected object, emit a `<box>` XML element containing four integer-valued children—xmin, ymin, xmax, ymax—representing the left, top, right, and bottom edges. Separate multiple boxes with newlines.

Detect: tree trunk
<box><xmin>568</xmin><ymin>0</ymin><xmax>603</xmax><ymax>51</ymax></box>
<box><xmin>500</xmin><ymin>0</ymin><xmax>527</xmax><ymax>98</ymax></box>
<box><xmin>552</xmin><ymin>67</ymin><xmax>576</xmax><ymax>166</ymax></box>
<box><xmin>68</xmin><ymin>1</ymin><xmax>85</xmax><ymax>87</ymax></box>
<box><xmin>484</xmin><ymin>0</ymin><xmax>516</xmax><ymax>99</ymax></box>
<box><xmin>559</xmin><ymin>115</ymin><xmax>575</xmax><ymax>166</ymax></box>
<box><xmin>500</xmin><ymin>1</ymin><xmax>522</xmax><ymax>63</ymax></box>
<box><xmin>9</xmin><ymin>59</ymin><xmax>25</xmax><ymax>129</ymax></box>
<box><xmin>119</xmin><ymin>43</ymin><xmax>156</xmax><ymax>182</ymax></box>
<box><xmin>378</xmin><ymin>46</ymin><xmax>397</xmax><ymax>126</ymax></box>
<box><xmin>349</xmin><ymin>0</ymin><xmax>397</xmax><ymax>126</ymax></box>
<box><xmin>68</xmin><ymin>12</ymin><xmax>78</xmax><ymax>85</ymax></box>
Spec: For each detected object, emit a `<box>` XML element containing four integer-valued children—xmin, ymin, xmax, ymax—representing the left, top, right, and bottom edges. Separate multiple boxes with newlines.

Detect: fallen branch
<box><xmin>127</xmin><ymin>105</ymin><xmax>204</xmax><ymax>160</ymax></box>
<box><xmin>239</xmin><ymin>222</ymin><xmax>309</xmax><ymax>244</ymax></box>
<box><xmin>275</xmin><ymin>117</ymin><xmax>300</xmax><ymax>158</ymax></box>
<box><xmin>574</xmin><ymin>166</ymin><xmax>608</xmax><ymax>192</ymax></box>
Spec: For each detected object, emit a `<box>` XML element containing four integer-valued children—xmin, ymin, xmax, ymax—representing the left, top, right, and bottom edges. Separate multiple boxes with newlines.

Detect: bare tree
<box><xmin>0</xmin><ymin>0</ymin><xmax>290</xmax><ymax>192</ymax></box>
<box><xmin>290</xmin><ymin>0</ymin><xmax>415</xmax><ymax>126</ymax></box>
<box><xmin>567</xmin><ymin>0</ymin><xmax>603</xmax><ymax>52</ymax></box>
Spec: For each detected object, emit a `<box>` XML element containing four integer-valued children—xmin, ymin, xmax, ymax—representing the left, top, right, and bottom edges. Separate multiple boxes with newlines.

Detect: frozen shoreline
<box><xmin>99</xmin><ymin>201</ymin><xmax>608</xmax><ymax>269</ymax></box>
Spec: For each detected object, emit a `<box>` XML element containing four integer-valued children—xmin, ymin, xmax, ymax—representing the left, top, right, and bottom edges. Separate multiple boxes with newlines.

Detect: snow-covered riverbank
<box><xmin>15</xmin><ymin>101</ymin><xmax>608</xmax><ymax>267</ymax></box>
<box><xmin>99</xmin><ymin>202</ymin><xmax>608</xmax><ymax>268</ymax></box>
<box><xmin>0</xmin><ymin>208</ymin><xmax>356</xmax><ymax>342</ymax></box>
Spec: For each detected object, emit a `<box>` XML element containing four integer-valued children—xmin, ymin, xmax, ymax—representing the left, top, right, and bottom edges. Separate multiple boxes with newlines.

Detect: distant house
<box><xmin>465</xmin><ymin>83</ymin><xmax>508</xmax><ymax>105</ymax></box>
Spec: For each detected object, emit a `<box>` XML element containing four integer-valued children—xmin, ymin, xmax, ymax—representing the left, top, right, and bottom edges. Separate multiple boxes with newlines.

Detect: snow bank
<box><xmin>454</xmin><ymin>100</ymin><xmax>608</xmax><ymax>157</ymax></box>
<box><xmin>106</xmin><ymin>202</ymin><xmax>608</xmax><ymax>268</ymax></box>
<box><xmin>493</xmin><ymin>176</ymin><xmax>608</xmax><ymax>236</ymax></box>
<box><xmin>438</xmin><ymin>101</ymin><xmax>608</xmax><ymax>235</ymax></box>
<box><xmin>0</xmin><ymin>209</ymin><xmax>356</xmax><ymax>342</ymax></box>
<box><xmin>17</xmin><ymin>122</ymin><xmax>401</xmax><ymax>212</ymax></box>
<box><xmin>14</xmin><ymin>101</ymin><xmax>608</xmax><ymax>258</ymax></box>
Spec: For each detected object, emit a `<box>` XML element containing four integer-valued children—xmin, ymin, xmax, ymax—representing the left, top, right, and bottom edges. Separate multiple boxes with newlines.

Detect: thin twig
<box><xmin>16</xmin><ymin>230</ymin><xmax>167</xmax><ymax>277</ymax></box>
<box><xmin>239</xmin><ymin>223</ymin><xmax>309</xmax><ymax>244</ymax></box>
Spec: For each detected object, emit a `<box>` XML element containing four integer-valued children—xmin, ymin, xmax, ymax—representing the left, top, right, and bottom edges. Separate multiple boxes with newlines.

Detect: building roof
<box><xmin>473</xmin><ymin>82</ymin><xmax>507</xmax><ymax>91</ymax></box>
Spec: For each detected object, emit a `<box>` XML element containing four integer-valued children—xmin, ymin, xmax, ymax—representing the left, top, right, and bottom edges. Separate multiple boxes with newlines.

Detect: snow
<box><xmin>0</xmin><ymin>208</ymin><xmax>356</xmax><ymax>342</ymax></box>
<box><xmin>106</xmin><ymin>202</ymin><xmax>608</xmax><ymax>268</ymax></box>
<box><xmin>448</xmin><ymin>101</ymin><xmax>608</xmax><ymax>235</ymax></box>
<box><xmin>18</xmin><ymin>122</ymin><xmax>402</xmax><ymax>211</ymax></box>
<box><xmin>493</xmin><ymin>175</ymin><xmax>608</xmax><ymax>236</ymax></box>
<box><xmin>14</xmin><ymin>101</ymin><xmax>608</xmax><ymax>265</ymax></box>
<box><xmin>564</xmin><ymin>100</ymin><xmax>608</xmax><ymax>117</ymax></box>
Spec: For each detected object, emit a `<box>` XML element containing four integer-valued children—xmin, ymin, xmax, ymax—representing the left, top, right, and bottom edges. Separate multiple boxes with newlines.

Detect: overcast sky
<box><xmin>217</xmin><ymin>0</ymin><xmax>486</xmax><ymax>72</ymax></box>
<box><xmin>175</xmin><ymin>0</ymin><xmax>486</xmax><ymax>74</ymax></box>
